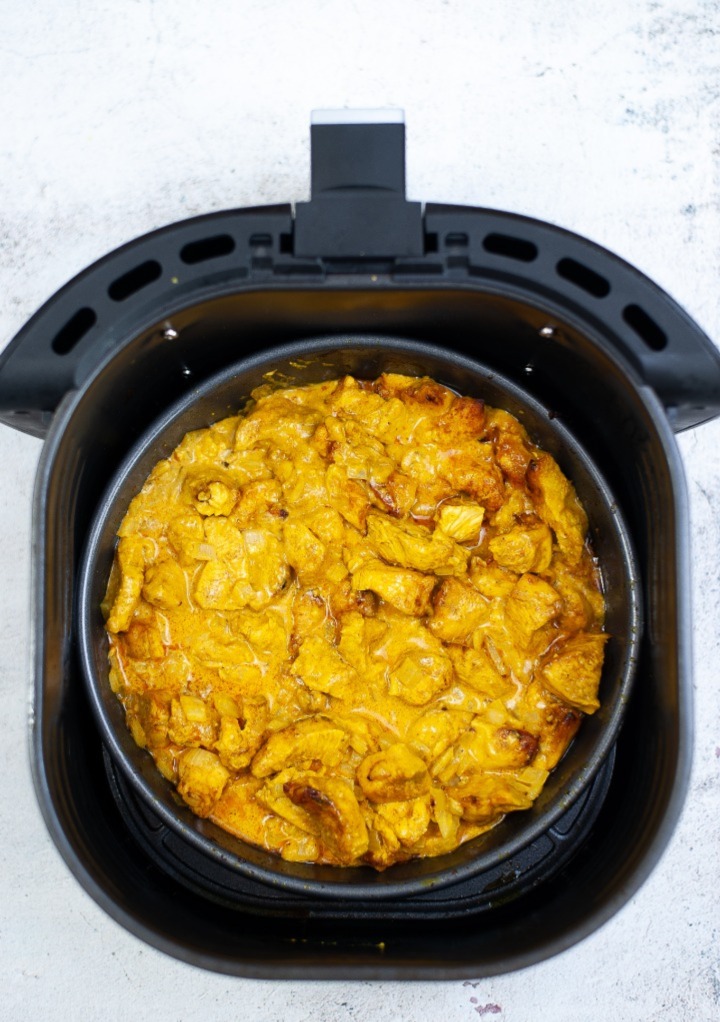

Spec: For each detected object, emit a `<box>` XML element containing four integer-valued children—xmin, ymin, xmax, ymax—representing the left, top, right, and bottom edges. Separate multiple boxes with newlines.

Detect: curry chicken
<box><xmin>103</xmin><ymin>373</ymin><xmax>606</xmax><ymax>869</ymax></box>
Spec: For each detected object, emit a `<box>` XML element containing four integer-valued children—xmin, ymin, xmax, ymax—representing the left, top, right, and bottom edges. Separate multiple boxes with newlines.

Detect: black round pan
<box><xmin>78</xmin><ymin>335</ymin><xmax>641</xmax><ymax>899</ymax></box>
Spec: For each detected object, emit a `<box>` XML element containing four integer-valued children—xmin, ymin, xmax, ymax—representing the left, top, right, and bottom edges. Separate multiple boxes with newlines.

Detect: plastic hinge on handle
<box><xmin>293</xmin><ymin>110</ymin><xmax>424</xmax><ymax>260</ymax></box>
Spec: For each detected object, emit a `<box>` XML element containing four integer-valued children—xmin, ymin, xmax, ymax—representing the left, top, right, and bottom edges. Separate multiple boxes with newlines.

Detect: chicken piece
<box><xmin>552</xmin><ymin>561</ymin><xmax>606</xmax><ymax>633</ymax></box>
<box><xmin>238</xmin><ymin>394</ymin><xmax>322</xmax><ymax>452</ymax></box>
<box><xmin>428</xmin><ymin>577</ymin><xmax>490</xmax><ymax>644</ymax></box>
<box><xmin>303</xmin><ymin>506</ymin><xmax>345</xmax><ymax>547</ymax></box>
<box><xmin>325</xmin><ymin>464</ymin><xmax>371</xmax><ymax>530</ymax></box>
<box><xmin>447</xmin><ymin>645</ymin><xmax>515</xmax><ymax>700</ymax></box>
<box><xmin>419</xmin><ymin>395</ymin><xmax>486</xmax><ymax>445</ymax></box>
<box><xmin>280</xmin><ymin>463</ymin><xmax>328</xmax><ymax>508</ymax></box>
<box><xmin>167</xmin><ymin>694</ymin><xmax>219</xmax><ymax>748</ymax></box>
<box><xmin>214</xmin><ymin>709</ymin><xmax>267</xmax><ymax>772</ymax></box>
<box><xmin>540</xmin><ymin>632</ymin><xmax>608</xmax><ymax>713</ymax></box>
<box><xmin>202</xmin><ymin>517</ymin><xmax>245</xmax><ymax>560</ymax></box>
<box><xmin>489</xmin><ymin>523</ymin><xmax>553</xmax><ymax>574</ymax></box>
<box><xmin>262</xmin><ymin>769</ymin><xmax>369</xmax><ymax>864</ymax></box>
<box><xmin>450</xmin><ymin>766</ymin><xmax>549</xmax><ymax>823</ymax></box>
<box><xmin>337</xmin><ymin>613</ymin><xmax>380</xmax><ymax>678</ymax></box>
<box><xmin>505</xmin><ymin>573</ymin><xmax>562</xmax><ymax>648</ymax></box>
<box><xmin>527</xmin><ymin>453</ymin><xmax>588</xmax><ymax>564</ymax></box>
<box><xmin>251</xmin><ymin>718</ymin><xmax>349</xmax><ymax>778</ymax></box>
<box><xmin>357</xmin><ymin>743</ymin><xmax>431</xmax><ymax>803</ymax></box>
<box><xmin>290</xmin><ymin>591</ymin><xmax>334</xmax><ymax>653</ymax></box>
<box><xmin>368</xmin><ymin>470</ymin><xmax>418</xmax><ymax>518</ymax></box>
<box><xmin>194</xmin><ymin>525</ymin><xmax>288</xmax><ymax>612</ymax></box>
<box><xmin>435</xmin><ymin>441</ymin><xmax>506</xmax><ymax>510</ymax></box>
<box><xmin>350</xmin><ymin>558</ymin><xmax>435</xmax><ymax>617</ymax></box>
<box><xmin>120</xmin><ymin>617</ymin><xmax>165</xmax><ymax>660</ymax></box>
<box><xmin>290</xmin><ymin>635</ymin><xmax>360</xmax><ymax>698</ymax></box>
<box><xmin>515</xmin><ymin>679</ymin><xmax>583</xmax><ymax>771</ymax></box>
<box><xmin>406</xmin><ymin>708</ymin><xmax>474</xmax><ymax>762</ymax></box>
<box><xmin>468</xmin><ymin>558</ymin><xmax>519</xmax><ymax>598</ymax></box>
<box><xmin>375</xmin><ymin>796</ymin><xmax>432</xmax><ymax>847</ymax></box>
<box><xmin>124</xmin><ymin>690</ymin><xmax>172</xmax><ymax>749</ymax></box>
<box><xmin>395</xmin><ymin>446</ymin><xmax>457</xmax><ymax>513</ymax></box>
<box><xmin>483</xmin><ymin>407</ymin><xmax>534</xmax><ymax>485</ymax></box>
<box><xmin>488</xmin><ymin>487</ymin><xmax>535</xmax><ymax>534</ymax></box>
<box><xmin>373</xmin><ymin>609</ymin><xmax>451</xmax><ymax>707</ymax></box>
<box><xmin>283</xmin><ymin>520</ymin><xmax>326</xmax><ymax>577</ymax></box>
<box><xmin>234</xmin><ymin>606</ymin><xmax>290</xmax><ymax>659</ymax></box>
<box><xmin>374</xmin><ymin>373</ymin><xmax>454</xmax><ymax>409</ymax></box>
<box><xmin>366</xmin><ymin>512</ymin><xmax>468</xmax><ymax>576</ymax></box>
<box><xmin>326</xmin><ymin>576</ymin><xmax>379</xmax><ymax>621</ymax></box>
<box><xmin>173</xmin><ymin>417</ymin><xmax>237</xmax><ymax>463</ymax></box>
<box><xmin>166</xmin><ymin>512</ymin><xmax>207</xmax><ymax>565</ymax></box>
<box><xmin>331</xmin><ymin>420</ymin><xmax>396</xmax><ymax>485</ymax></box>
<box><xmin>176</xmin><ymin>748</ymin><xmax>230</xmax><ymax>817</ymax></box>
<box><xmin>389</xmin><ymin>651</ymin><xmax>453</xmax><ymax>705</ymax></box>
<box><xmin>194</xmin><ymin>479</ymin><xmax>236</xmax><ymax>517</ymax></box>
<box><xmin>142</xmin><ymin>558</ymin><xmax>187</xmax><ymax>611</ymax></box>
<box><xmin>231</xmin><ymin>478</ymin><xmax>283</xmax><ymax>528</ymax></box>
<box><xmin>211</xmin><ymin>775</ymin><xmax>321</xmax><ymax>862</ymax></box>
<box><xmin>105</xmin><ymin>536</ymin><xmax>152</xmax><ymax>633</ymax></box>
<box><xmin>443</xmin><ymin>721</ymin><xmax>539</xmax><ymax>778</ymax></box>
<box><xmin>436</xmin><ymin>501</ymin><xmax>485</xmax><ymax>543</ymax></box>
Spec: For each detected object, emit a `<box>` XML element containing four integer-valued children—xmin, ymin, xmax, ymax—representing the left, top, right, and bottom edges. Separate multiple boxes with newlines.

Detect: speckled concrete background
<box><xmin>1</xmin><ymin>2</ymin><xmax>719</xmax><ymax>1019</ymax></box>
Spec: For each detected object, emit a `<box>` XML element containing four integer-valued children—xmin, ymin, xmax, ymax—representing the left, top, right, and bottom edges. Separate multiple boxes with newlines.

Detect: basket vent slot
<box><xmin>622</xmin><ymin>304</ymin><xmax>668</xmax><ymax>351</ymax></box>
<box><xmin>51</xmin><ymin>307</ymin><xmax>97</xmax><ymax>355</ymax></box>
<box><xmin>180</xmin><ymin>234</ymin><xmax>235</xmax><ymax>265</ymax></box>
<box><xmin>483</xmin><ymin>233</ymin><xmax>538</xmax><ymax>262</ymax></box>
<box><xmin>108</xmin><ymin>260</ymin><xmax>162</xmax><ymax>301</ymax></box>
<box><xmin>556</xmin><ymin>257</ymin><xmax>610</xmax><ymax>298</ymax></box>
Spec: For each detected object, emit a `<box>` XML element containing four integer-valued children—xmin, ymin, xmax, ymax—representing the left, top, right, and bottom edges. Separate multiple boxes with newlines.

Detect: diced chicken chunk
<box><xmin>142</xmin><ymin>558</ymin><xmax>187</xmax><ymax>610</ymax></box>
<box><xmin>351</xmin><ymin>558</ymin><xmax>435</xmax><ymax>616</ymax></box>
<box><xmin>105</xmin><ymin>536</ymin><xmax>151</xmax><ymax>633</ymax></box>
<box><xmin>528</xmin><ymin>453</ymin><xmax>588</xmax><ymax>564</ymax></box>
<box><xmin>489</xmin><ymin>523</ymin><xmax>553</xmax><ymax>573</ymax></box>
<box><xmin>436</xmin><ymin>501</ymin><xmax>485</xmax><ymax>543</ymax></box>
<box><xmin>290</xmin><ymin>635</ymin><xmax>360</xmax><ymax>697</ymax></box>
<box><xmin>540</xmin><ymin>632</ymin><xmax>607</xmax><ymax>713</ymax></box>
<box><xmin>357</xmin><ymin>744</ymin><xmax>431</xmax><ymax>802</ymax></box>
<box><xmin>428</xmin><ymin>577</ymin><xmax>490</xmax><ymax>644</ymax></box>
<box><xmin>283</xmin><ymin>519</ymin><xmax>326</xmax><ymax>577</ymax></box>
<box><xmin>176</xmin><ymin>748</ymin><xmax>230</xmax><ymax>817</ymax></box>
<box><xmin>450</xmin><ymin>766</ymin><xmax>549</xmax><ymax>822</ymax></box>
<box><xmin>251</xmin><ymin>718</ymin><xmax>348</xmax><ymax>778</ymax></box>
<box><xmin>366</xmin><ymin>512</ymin><xmax>468</xmax><ymax>575</ymax></box>
<box><xmin>267</xmin><ymin>770</ymin><xmax>369</xmax><ymax>864</ymax></box>
<box><xmin>505</xmin><ymin>573</ymin><xmax>562</xmax><ymax>648</ymax></box>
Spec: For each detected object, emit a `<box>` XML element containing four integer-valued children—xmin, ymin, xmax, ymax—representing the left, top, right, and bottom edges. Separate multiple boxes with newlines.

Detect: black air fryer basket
<box><xmin>2</xmin><ymin>113</ymin><xmax>720</xmax><ymax>979</ymax></box>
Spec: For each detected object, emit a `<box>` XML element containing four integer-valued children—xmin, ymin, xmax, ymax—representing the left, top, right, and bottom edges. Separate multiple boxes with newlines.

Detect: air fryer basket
<box><xmin>2</xmin><ymin>114</ymin><xmax>719</xmax><ymax>976</ymax></box>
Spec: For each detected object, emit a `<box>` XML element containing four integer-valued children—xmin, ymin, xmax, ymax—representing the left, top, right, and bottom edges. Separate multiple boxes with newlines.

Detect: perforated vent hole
<box><xmin>180</xmin><ymin>234</ymin><xmax>235</xmax><ymax>264</ymax></box>
<box><xmin>483</xmin><ymin>233</ymin><xmax>538</xmax><ymax>262</ymax></box>
<box><xmin>556</xmin><ymin>258</ymin><xmax>610</xmax><ymax>298</ymax></box>
<box><xmin>51</xmin><ymin>307</ymin><xmax>97</xmax><ymax>355</ymax></box>
<box><xmin>622</xmin><ymin>304</ymin><xmax>667</xmax><ymax>351</ymax></box>
<box><xmin>108</xmin><ymin>260</ymin><xmax>162</xmax><ymax>301</ymax></box>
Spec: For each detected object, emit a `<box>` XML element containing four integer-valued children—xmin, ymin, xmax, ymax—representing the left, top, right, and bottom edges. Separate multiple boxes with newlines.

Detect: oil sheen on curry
<box><xmin>103</xmin><ymin>373</ymin><xmax>606</xmax><ymax>870</ymax></box>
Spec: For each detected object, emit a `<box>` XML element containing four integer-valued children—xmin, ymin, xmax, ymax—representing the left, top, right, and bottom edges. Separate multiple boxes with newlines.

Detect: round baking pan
<box><xmin>78</xmin><ymin>335</ymin><xmax>641</xmax><ymax>900</ymax></box>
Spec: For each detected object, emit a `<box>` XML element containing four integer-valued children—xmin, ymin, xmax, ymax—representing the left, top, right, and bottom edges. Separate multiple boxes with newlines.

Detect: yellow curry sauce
<box><xmin>103</xmin><ymin>374</ymin><xmax>606</xmax><ymax>869</ymax></box>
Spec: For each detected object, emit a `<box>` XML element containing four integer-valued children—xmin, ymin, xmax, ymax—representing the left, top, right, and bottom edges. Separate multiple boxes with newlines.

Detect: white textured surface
<box><xmin>1</xmin><ymin>2</ymin><xmax>720</xmax><ymax>1019</ymax></box>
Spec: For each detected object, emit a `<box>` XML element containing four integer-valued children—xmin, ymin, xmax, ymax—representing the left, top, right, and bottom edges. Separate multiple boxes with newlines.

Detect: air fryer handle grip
<box><xmin>294</xmin><ymin>111</ymin><xmax>424</xmax><ymax>259</ymax></box>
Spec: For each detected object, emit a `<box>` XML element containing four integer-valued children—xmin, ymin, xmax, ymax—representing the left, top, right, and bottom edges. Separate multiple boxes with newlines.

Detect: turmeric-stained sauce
<box><xmin>104</xmin><ymin>374</ymin><xmax>606</xmax><ymax>869</ymax></box>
